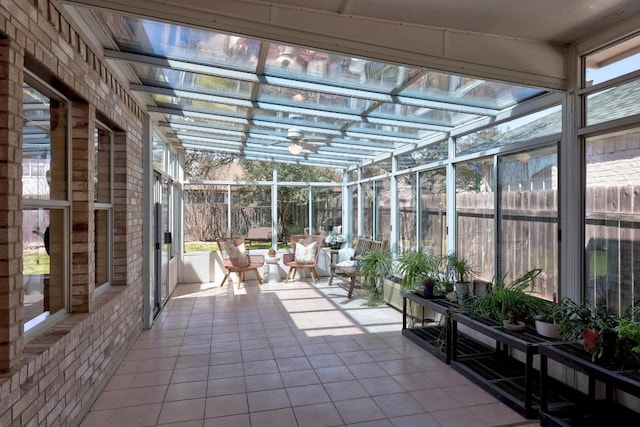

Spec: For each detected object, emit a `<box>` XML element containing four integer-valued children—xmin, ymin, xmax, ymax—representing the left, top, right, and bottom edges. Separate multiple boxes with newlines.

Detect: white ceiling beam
<box><xmin>64</xmin><ymin>0</ymin><xmax>567</xmax><ymax>89</ymax></box>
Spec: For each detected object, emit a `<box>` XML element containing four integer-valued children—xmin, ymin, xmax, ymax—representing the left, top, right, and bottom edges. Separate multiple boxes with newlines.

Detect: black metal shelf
<box><xmin>450</xmin><ymin>312</ymin><xmax>568</xmax><ymax>419</ymax></box>
<box><xmin>539</xmin><ymin>342</ymin><xmax>640</xmax><ymax>426</ymax></box>
<box><xmin>402</xmin><ymin>291</ymin><xmax>460</xmax><ymax>363</ymax></box>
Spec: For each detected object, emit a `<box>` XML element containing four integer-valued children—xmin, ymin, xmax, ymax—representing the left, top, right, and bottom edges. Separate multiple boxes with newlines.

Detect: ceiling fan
<box><xmin>277</xmin><ymin>128</ymin><xmax>331</xmax><ymax>154</ymax></box>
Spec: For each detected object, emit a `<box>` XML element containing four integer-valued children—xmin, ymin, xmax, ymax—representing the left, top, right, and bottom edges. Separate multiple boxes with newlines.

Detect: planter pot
<box><xmin>583</xmin><ymin>328</ymin><xmax>599</xmax><ymax>353</ymax></box>
<box><xmin>455</xmin><ymin>281</ymin><xmax>470</xmax><ymax>302</ymax></box>
<box><xmin>422</xmin><ymin>279</ymin><xmax>436</xmax><ymax>296</ymax></box>
<box><xmin>535</xmin><ymin>320</ymin><xmax>561</xmax><ymax>339</ymax></box>
<box><xmin>503</xmin><ymin>320</ymin><xmax>526</xmax><ymax>331</ymax></box>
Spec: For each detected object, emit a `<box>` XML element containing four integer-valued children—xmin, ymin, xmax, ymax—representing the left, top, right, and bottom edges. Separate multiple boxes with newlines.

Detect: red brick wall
<box><xmin>0</xmin><ymin>1</ymin><xmax>146</xmax><ymax>425</ymax></box>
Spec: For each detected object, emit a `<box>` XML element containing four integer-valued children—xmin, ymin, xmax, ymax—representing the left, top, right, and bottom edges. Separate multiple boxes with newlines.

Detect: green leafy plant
<box><xmin>397</xmin><ymin>250</ymin><xmax>441</xmax><ymax>291</ymax></box>
<box><xmin>357</xmin><ymin>248</ymin><xmax>393</xmax><ymax>286</ymax></box>
<box><xmin>445</xmin><ymin>252</ymin><xmax>475</xmax><ymax>283</ymax></box>
<box><xmin>557</xmin><ymin>298</ymin><xmax>620</xmax><ymax>361</ymax></box>
<box><xmin>462</xmin><ymin>269</ymin><xmax>546</xmax><ymax>324</ymax></box>
<box><xmin>616</xmin><ymin>319</ymin><xmax>640</xmax><ymax>353</ymax></box>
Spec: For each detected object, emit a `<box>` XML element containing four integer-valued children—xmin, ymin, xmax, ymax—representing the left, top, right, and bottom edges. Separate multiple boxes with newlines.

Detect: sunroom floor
<box><xmin>80</xmin><ymin>278</ymin><xmax>538</xmax><ymax>427</ymax></box>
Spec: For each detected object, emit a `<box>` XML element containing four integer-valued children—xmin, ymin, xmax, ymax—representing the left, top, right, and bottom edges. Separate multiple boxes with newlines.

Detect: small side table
<box><xmin>264</xmin><ymin>256</ymin><xmax>281</xmax><ymax>283</ymax></box>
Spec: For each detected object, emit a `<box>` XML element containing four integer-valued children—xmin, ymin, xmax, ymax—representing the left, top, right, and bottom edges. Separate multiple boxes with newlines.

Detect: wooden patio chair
<box><xmin>282</xmin><ymin>234</ymin><xmax>326</xmax><ymax>283</ymax></box>
<box><xmin>216</xmin><ymin>237</ymin><xmax>265</xmax><ymax>287</ymax></box>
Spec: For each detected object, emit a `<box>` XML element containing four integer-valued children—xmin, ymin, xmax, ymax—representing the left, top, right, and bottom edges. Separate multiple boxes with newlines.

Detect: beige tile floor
<box><xmin>80</xmin><ymin>277</ymin><xmax>541</xmax><ymax>427</ymax></box>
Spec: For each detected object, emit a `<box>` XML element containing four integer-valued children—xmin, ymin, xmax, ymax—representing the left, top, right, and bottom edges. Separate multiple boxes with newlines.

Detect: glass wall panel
<box><xmin>362</xmin><ymin>182</ymin><xmax>374</xmax><ymax>239</ymax></box>
<box><xmin>420</xmin><ymin>169</ymin><xmax>447</xmax><ymax>258</ymax></box>
<box><xmin>398</xmin><ymin>174</ymin><xmax>417</xmax><ymax>254</ymax></box>
<box><xmin>313</xmin><ymin>186</ymin><xmax>342</xmax><ymax>236</ymax></box>
<box><xmin>153</xmin><ymin>132</ymin><xmax>165</xmax><ymax>172</ymax></box>
<box><xmin>351</xmin><ymin>186</ymin><xmax>359</xmax><ymax>238</ymax></box>
<box><xmin>456</xmin><ymin>106</ymin><xmax>561</xmax><ymax>155</ymax></box>
<box><xmin>456</xmin><ymin>158</ymin><xmax>495</xmax><ymax>282</ymax></box>
<box><xmin>377</xmin><ymin>179</ymin><xmax>391</xmax><ymax>243</ymax></box>
<box><xmin>498</xmin><ymin>146</ymin><xmax>558</xmax><ymax>300</ymax></box>
<box><xmin>276</xmin><ymin>185</ymin><xmax>308</xmax><ymax>239</ymax></box>
<box><xmin>585</xmin><ymin>127</ymin><xmax>640</xmax><ymax>314</ymax></box>
<box><xmin>233</xmin><ymin>185</ymin><xmax>273</xmax><ymax>237</ymax></box>
<box><xmin>183</xmin><ymin>184</ymin><xmax>229</xmax><ymax>244</ymax></box>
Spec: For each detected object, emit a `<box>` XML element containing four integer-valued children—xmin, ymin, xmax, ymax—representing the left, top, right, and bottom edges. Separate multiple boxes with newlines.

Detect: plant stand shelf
<box><xmin>539</xmin><ymin>342</ymin><xmax>640</xmax><ymax>426</ymax></box>
<box><xmin>402</xmin><ymin>291</ymin><xmax>459</xmax><ymax>363</ymax></box>
<box><xmin>450</xmin><ymin>312</ymin><xmax>568</xmax><ymax>419</ymax></box>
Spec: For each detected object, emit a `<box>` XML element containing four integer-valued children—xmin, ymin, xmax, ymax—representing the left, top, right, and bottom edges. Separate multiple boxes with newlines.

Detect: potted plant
<box><xmin>534</xmin><ymin>292</ymin><xmax>561</xmax><ymax>339</ymax></box>
<box><xmin>557</xmin><ymin>298</ymin><xmax>619</xmax><ymax>361</ymax></box>
<box><xmin>397</xmin><ymin>250</ymin><xmax>441</xmax><ymax>296</ymax></box>
<box><xmin>462</xmin><ymin>268</ymin><xmax>546</xmax><ymax>328</ymax></box>
<box><xmin>445</xmin><ymin>252</ymin><xmax>475</xmax><ymax>300</ymax></box>
<box><xmin>358</xmin><ymin>248</ymin><xmax>393</xmax><ymax>291</ymax></box>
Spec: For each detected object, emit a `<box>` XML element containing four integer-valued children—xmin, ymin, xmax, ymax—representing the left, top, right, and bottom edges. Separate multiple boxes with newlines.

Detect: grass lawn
<box><xmin>23</xmin><ymin>252</ymin><xmax>50</xmax><ymax>275</ymax></box>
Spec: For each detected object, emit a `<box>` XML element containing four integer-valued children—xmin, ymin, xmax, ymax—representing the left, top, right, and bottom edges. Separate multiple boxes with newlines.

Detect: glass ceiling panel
<box><xmin>370</xmin><ymin>103</ymin><xmax>480</xmax><ymax>127</ymax></box>
<box><xmin>132</xmin><ymin>63</ymin><xmax>253</xmax><ymax>98</ymax></box>
<box><xmin>257</xmin><ymin>84</ymin><xmax>374</xmax><ymax>114</ymax></box>
<box><xmin>264</xmin><ymin>42</ymin><xmax>420</xmax><ymax>92</ymax></box>
<box><xmin>96</xmin><ymin>11</ymin><xmax>260</xmax><ymax>72</ymax></box>
<box><xmin>400</xmin><ymin>71</ymin><xmax>543</xmax><ymax>109</ymax></box>
<box><xmin>349</xmin><ymin>122</ymin><xmax>437</xmax><ymax>140</ymax></box>
<box><xmin>252</xmin><ymin>108</ymin><xmax>348</xmax><ymax>130</ymax></box>
<box><xmin>152</xmin><ymin>94</ymin><xmax>248</xmax><ymax>117</ymax></box>
<box><xmin>159</xmin><ymin>113</ymin><xmax>245</xmax><ymax>130</ymax></box>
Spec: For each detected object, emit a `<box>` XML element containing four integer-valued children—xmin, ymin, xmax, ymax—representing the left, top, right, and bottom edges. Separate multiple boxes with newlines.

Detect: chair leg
<box><xmin>254</xmin><ymin>269</ymin><xmax>263</xmax><ymax>284</ymax></box>
<box><xmin>347</xmin><ymin>276</ymin><xmax>356</xmax><ymax>298</ymax></box>
<box><xmin>221</xmin><ymin>271</ymin><xmax>231</xmax><ymax>287</ymax></box>
<box><xmin>285</xmin><ymin>268</ymin><xmax>296</xmax><ymax>282</ymax></box>
<box><xmin>310</xmin><ymin>268</ymin><xmax>318</xmax><ymax>284</ymax></box>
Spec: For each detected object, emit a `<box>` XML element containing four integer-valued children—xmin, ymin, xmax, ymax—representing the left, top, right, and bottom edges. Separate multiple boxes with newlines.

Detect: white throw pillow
<box><xmin>225</xmin><ymin>241</ymin><xmax>249</xmax><ymax>267</ymax></box>
<box><xmin>338</xmin><ymin>248</ymin><xmax>355</xmax><ymax>263</ymax></box>
<box><xmin>294</xmin><ymin>241</ymin><xmax>317</xmax><ymax>264</ymax></box>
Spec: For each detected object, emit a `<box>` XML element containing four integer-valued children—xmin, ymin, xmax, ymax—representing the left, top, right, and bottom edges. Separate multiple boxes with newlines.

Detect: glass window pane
<box><xmin>498</xmin><ymin>146</ymin><xmax>558</xmax><ymax>301</ymax></box>
<box><xmin>456</xmin><ymin>105</ymin><xmax>561</xmax><ymax>155</ymax></box>
<box><xmin>95</xmin><ymin>209</ymin><xmax>110</xmax><ymax>287</ymax></box>
<box><xmin>22</xmin><ymin>83</ymin><xmax>67</xmax><ymax>200</ymax></box>
<box><xmin>22</xmin><ymin>208</ymin><xmax>66</xmax><ymax>329</ymax></box>
<box><xmin>585</xmin><ymin>34</ymin><xmax>640</xmax><ymax>86</ymax></box>
<box><xmin>586</xmin><ymin>79</ymin><xmax>640</xmax><ymax>126</ymax></box>
<box><xmin>456</xmin><ymin>158</ymin><xmax>495</xmax><ymax>282</ymax></box>
<box><xmin>153</xmin><ymin>132</ymin><xmax>164</xmax><ymax>171</ymax></box>
<box><xmin>585</xmin><ymin>127</ymin><xmax>640</xmax><ymax>314</ymax></box>
<box><xmin>95</xmin><ymin>127</ymin><xmax>111</xmax><ymax>203</ymax></box>
<box><xmin>420</xmin><ymin>169</ymin><xmax>447</xmax><ymax>259</ymax></box>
